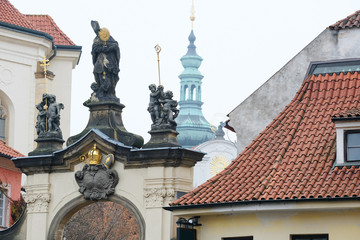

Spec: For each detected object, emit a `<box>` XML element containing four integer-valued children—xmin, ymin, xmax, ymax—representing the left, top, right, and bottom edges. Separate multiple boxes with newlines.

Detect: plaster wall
<box><xmin>228</xmin><ymin>28</ymin><xmax>360</xmax><ymax>152</ymax></box>
<box><xmin>194</xmin><ymin>208</ymin><xmax>360</xmax><ymax>240</ymax></box>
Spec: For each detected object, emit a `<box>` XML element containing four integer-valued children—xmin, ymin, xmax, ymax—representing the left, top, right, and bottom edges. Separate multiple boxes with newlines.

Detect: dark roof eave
<box><xmin>164</xmin><ymin>196</ymin><xmax>360</xmax><ymax>211</ymax></box>
<box><xmin>56</xmin><ymin>45</ymin><xmax>82</xmax><ymax>51</ymax></box>
<box><xmin>331</xmin><ymin>116</ymin><xmax>360</xmax><ymax>122</ymax></box>
<box><xmin>0</xmin><ymin>20</ymin><xmax>53</xmax><ymax>43</ymax></box>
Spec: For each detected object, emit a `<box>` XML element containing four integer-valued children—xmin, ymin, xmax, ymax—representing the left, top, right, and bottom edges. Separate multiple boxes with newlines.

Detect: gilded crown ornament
<box><xmin>76</xmin><ymin>143</ymin><xmax>118</xmax><ymax>200</ymax></box>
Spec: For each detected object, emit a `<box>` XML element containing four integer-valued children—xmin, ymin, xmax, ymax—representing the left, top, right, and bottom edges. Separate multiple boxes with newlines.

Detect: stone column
<box><xmin>23</xmin><ymin>174</ymin><xmax>51</xmax><ymax>240</ymax></box>
<box><xmin>142</xmin><ymin>166</ymin><xmax>194</xmax><ymax>240</ymax></box>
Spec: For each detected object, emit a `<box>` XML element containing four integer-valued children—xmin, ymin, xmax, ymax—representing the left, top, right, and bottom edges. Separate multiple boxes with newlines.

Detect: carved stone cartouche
<box><xmin>75</xmin><ymin>144</ymin><xmax>119</xmax><ymax>200</ymax></box>
<box><xmin>75</xmin><ymin>164</ymin><xmax>119</xmax><ymax>201</ymax></box>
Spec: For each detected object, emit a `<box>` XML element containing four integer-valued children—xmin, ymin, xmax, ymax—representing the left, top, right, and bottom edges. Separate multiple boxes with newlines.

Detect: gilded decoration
<box><xmin>75</xmin><ymin>144</ymin><xmax>119</xmax><ymax>200</ymax></box>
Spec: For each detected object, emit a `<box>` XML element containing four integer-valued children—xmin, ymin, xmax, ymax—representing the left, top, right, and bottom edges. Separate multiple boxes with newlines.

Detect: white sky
<box><xmin>10</xmin><ymin>0</ymin><xmax>360</xmax><ymax>143</ymax></box>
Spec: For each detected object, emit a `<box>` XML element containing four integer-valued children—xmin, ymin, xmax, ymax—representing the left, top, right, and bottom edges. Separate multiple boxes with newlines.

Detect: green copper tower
<box><xmin>176</xmin><ymin>6</ymin><xmax>215</xmax><ymax>148</ymax></box>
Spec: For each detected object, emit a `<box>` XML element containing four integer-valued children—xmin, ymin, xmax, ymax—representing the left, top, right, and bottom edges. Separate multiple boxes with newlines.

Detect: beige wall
<box><xmin>178</xmin><ymin>205</ymin><xmax>360</xmax><ymax>239</ymax></box>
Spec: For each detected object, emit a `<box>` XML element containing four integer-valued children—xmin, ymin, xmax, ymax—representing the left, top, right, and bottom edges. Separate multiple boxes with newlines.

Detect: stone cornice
<box><xmin>12</xmin><ymin>129</ymin><xmax>204</xmax><ymax>174</ymax></box>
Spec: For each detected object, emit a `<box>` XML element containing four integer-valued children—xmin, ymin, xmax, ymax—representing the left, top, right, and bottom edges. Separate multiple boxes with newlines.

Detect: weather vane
<box><xmin>40</xmin><ymin>56</ymin><xmax>50</xmax><ymax>93</ymax></box>
<box><xmin>154</xmin><ymin>44</ymin><xmax>162</xmax><ymax>86</ymax></box>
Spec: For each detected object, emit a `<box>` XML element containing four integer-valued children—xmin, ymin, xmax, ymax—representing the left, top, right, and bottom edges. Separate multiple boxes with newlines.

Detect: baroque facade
<box><xmin>0</xmin><ymin>0</ymin><xmax>81</xmax><ymax>155</ymax></box>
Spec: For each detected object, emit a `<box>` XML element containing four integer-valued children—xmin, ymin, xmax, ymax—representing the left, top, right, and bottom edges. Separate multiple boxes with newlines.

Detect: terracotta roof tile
<box><xmin>171</xmin><ymin>71</ymin><xmax>360</xmax><ymax>207</ymax></box>
<box><xmin>0</xmin><ymin>0</ymin><xmax>33</xmax><ymax>28</ymax></box>
<box><xmin>0</xmin><ymin>140</ymin><xmax>24</xmax><ymax>158</ymax></box>
<box><xmin>0</xmin><ymin>0</ymin><xmax>75</xmax><ymax>45</ymax></box>
<box><xmin>330</xmin><ymin>10</ymin><xmax>360</xmax><ymax>30</ymax></box>
<box><xmin>25</xmin><ymin>15</ymin><xmax>75</xmax><ymax>46</ymax></box>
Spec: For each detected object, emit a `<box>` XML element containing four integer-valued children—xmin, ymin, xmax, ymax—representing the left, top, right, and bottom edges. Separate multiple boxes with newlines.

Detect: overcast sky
<box><xmin>10</xmin><ymin>0</ymin><xmax>360</xmax><ymax>143</ymax></box>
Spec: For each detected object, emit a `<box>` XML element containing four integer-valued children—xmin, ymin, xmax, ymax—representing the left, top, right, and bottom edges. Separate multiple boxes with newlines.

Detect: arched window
<box><xmin>191</xmin><ymin>85</ymin><xmax>196</xmax><ymax>101</ymax></box>
<box><xmin>184</xmin><ymin>85</ymin><xmax>189</xmax><ymax>100</ymax></box>
<box><xmin>0</xmin><ymin>106</ymin><xmax>6</xmax><ymax>141</ymax></box>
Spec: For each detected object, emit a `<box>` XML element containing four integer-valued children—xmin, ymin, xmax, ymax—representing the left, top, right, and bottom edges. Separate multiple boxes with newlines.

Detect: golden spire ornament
<box><xmin>40</xmin><ymin>56</ymin><xmax>50</xmax><ymax>93</ymax></box>
<box><xmin>154</xmin><ymin>44</ymin><xmax>162</xmax><ymax>86</ymax></box>
<box><xmin>190</xmin><ymin>0</ymin><xmax>195</xmax><ymax>29</ymax></box>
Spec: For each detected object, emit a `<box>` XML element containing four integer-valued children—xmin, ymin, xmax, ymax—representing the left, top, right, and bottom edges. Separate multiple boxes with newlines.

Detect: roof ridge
<box><xmin>329</xmin><ymin>9</ymin><xmax>360</xmax><ymax>30</ymax></box>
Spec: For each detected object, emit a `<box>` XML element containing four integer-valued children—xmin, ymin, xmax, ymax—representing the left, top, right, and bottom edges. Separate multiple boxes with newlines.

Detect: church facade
<box><xmin>0</xmin><ymin>0</ymin><xmax>81</xmax><ymax>155</ymax></box>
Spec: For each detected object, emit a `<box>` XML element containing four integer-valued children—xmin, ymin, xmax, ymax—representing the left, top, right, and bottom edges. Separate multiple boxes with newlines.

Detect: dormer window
<box><xmin>345</xmin><ymin>131</ymin><xmax>360</xmax><ymax>161</ymax></box>
<box><xmin>332</xmin><ymin>109</ymin><xmax>360</xmax><ymax>166</ymax></box>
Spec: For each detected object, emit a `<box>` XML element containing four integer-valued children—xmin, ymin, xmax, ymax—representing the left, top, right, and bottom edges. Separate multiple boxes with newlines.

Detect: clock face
<box><xmin>210</xmin><ymin>155</ymin><xmax>229</xmax><ymax>176</ymax></box>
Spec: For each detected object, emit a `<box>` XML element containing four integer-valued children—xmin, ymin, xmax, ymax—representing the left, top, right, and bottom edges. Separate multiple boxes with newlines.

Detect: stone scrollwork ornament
<box><xmin>75</xmin><ymin>144</ymin><xmax>119</xmax><ymax>200</ymax></box>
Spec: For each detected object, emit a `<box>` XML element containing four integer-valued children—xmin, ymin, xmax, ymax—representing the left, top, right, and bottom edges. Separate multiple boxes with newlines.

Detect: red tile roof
<box><xmin>171</xmin><ymin>71</ymin><xmax>360</xmax><ymax>207</ymax></box>
<box><xmin>333</xmin><ymin>108</ymin><xmax>360</xmax><ymax>119</ymax></box>
<box><xmin>329</xmin><ymin>10</ymin><xmax>360</xmax><ymax>30</ymax></box>
<box><xmin>25</xmin><ymin>15</ymin><xmax>75</xmax><ymax>46</ymax></box>
<box><xmin>0</xmin><ymin>140</ymin><xmax>24</xmax><ymax>158</ymax></box>
<box><xmin>0</xmin><ymin>0</ymin><xmax>75</xmax><ymax>45</ymax></box>
<box><xmin>0</xmin><ymin>0</ymin><xmax>33</xmax><ymax>29</ymax></box>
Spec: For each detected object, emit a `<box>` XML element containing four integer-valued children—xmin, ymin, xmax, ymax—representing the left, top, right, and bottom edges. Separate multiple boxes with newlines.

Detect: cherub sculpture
<box><xmin>160</xmin><ymin>91</ymin><xmax>179</xmax><ymax>125</ymax></box>
<box><xmin>35</xmin><ymin>93</ymin><xmax>64</xmax><ymax>138</ymax></box>
<box><xmin>147</xmin><ymin>84</ymin><xmax>179</xmax><ymax>129</ymax></box>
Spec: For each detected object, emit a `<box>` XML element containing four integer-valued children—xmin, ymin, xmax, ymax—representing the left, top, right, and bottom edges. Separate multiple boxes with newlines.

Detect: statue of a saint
<box><xmin>90</xmin><ymin>20</ymin><xmax>120</xmax><ymax>100</ymax></box>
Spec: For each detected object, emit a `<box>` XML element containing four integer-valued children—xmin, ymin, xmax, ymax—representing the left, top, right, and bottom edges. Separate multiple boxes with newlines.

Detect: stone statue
<box><xmin>160</xmin><ymin>91</ymin><xmax>179</xmax><ymax>125</ymax></box>
<box><xmin>35</xmin><ymin>93</ymin><xmax>64</xmax><ymax>138</ymax></box>
<box><xmin>35</xmin><ymin>102</ymin><xmax>46</xmax><ymax>135</ymax></box>
<box><xmin>147</xmin><ymin>84</ymin><xmax>179</xmax><ymax>129</ymax></box>
<box><xmin>90</xmin><ymin>20</ymin><xmax>120</xmax><ymax>101</ymax></box>
<box><xmin>148</xmin><ymin>84</ymin><xmax>164</xmax><ymax>124</ymax></box>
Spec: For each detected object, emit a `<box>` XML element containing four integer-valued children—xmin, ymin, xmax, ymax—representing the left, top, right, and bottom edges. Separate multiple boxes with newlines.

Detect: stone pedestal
<box><xmin>67</xmin><ymin>100</ymin><xmax>144</xmax><ymax>148</ymax></box>
<box><xmin>143</xmin><ymin>128</ymin><xmax>180</xmax><ymax>149</ymax></box>
<box><xmin>28</xmin><ymin>135</ymin><xmax>64</xmax><ymax>156</ymax></box>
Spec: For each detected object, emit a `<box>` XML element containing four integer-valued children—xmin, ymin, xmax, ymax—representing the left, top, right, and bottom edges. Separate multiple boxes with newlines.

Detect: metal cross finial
<box><xmin>154</xmin><ymin>44</ymin><xmax>162</xmax><ymax>86</ymax></box>
<box><xmin>40</xmin><ymin>56</ymin><xmax>50</xmax><ymax>93</ymax></box>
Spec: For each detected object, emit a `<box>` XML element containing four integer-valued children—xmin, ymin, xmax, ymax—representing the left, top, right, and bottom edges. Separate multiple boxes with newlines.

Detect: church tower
<box><xmin>176</xmin><ymin>2</ymin><xmax>215</xmax><ymax>148</ymax></box>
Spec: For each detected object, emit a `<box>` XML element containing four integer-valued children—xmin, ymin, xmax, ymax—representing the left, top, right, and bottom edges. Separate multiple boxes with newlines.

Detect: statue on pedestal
<box><xmin>30</xmin><ymin>93</ymin><xmax>64</xmax><ymax>156</ymax></box>
<box><xmin>90</xmin><ymin>20</ymin><xmax>120</xmax><ymax>101</ymax></box>
<box><xmin>147</xmin><ymin>84</ymin><xmax>179</xmax><ymax>130</ymax></box>
<box><xmin>35</xmin><ymin>93</ymin><xmax>64</xmax><ymax>138</ymax></box>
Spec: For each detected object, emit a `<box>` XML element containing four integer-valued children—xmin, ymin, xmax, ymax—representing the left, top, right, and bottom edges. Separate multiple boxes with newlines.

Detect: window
<box><xmin>222</xmin><ymin>237</ymin><xmax>253</xmax><ymax>240</ymax></box>
<box><xmin>332</xmin><ymin>117</ymin><xmax>360</xmax><ymax>166</ymax></box>
<box><xmin>291</xmin><ymin>234</ymin><xmax>328</xmax><ymax>240</ymax></box>
<box><xmin>0</xmin><ymin>192</ymin><xmax>5</xmax><ymax>227</ymax></box>
<box><xmin>346</xmin><ymin>131</ymin><xmax>360</xmax><ymax>161</ymax></box>
<box><xmin>0</xmin><ymin>108</ymin><xmax>5</xmax><ymax>141</ymax></box>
